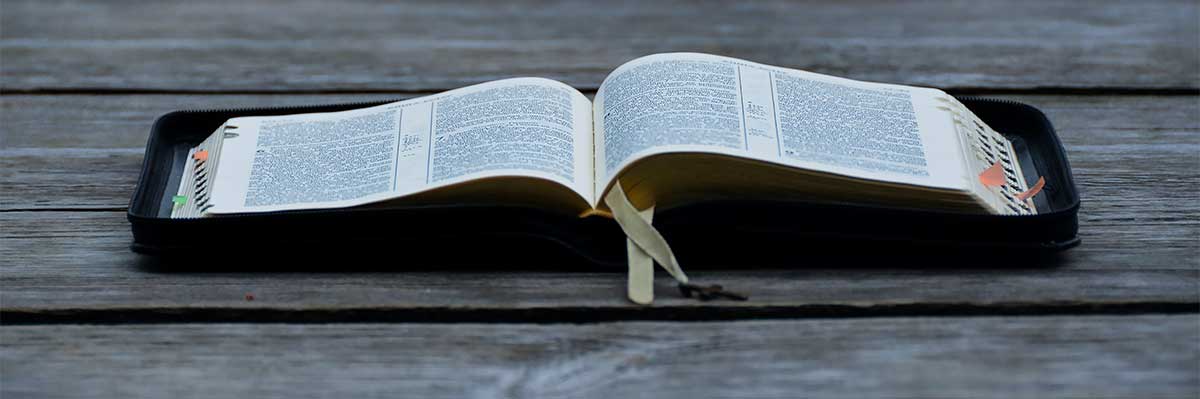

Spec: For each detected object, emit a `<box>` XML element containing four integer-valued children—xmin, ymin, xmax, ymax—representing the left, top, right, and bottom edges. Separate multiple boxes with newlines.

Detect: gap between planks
<box><xmin>1</xmin><ymin>88</ymin><xmax>1199</xmax><ymax>96</ymax></box>
<box><xmin>3</xmin><ymin>315</ymin><xmax>1196</xmax><ymax>398</ymax></box>
<box><xmin>4</xmin><ymin>302</ymin><xmax>1197</xmax><ymax>326</ymax></box>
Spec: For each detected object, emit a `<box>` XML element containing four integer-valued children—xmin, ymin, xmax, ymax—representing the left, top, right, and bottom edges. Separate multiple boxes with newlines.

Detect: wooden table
<box><xmin>2</xmin><ymin>1</ymin><xmax>1197</xmax><ymax>397</ymax></box>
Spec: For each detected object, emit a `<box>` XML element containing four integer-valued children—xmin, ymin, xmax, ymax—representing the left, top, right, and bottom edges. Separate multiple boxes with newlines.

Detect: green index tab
<box><xmin>172</xmin><ymin>195</ymin><xmax>188</xmax><ymax>206</ymax></box>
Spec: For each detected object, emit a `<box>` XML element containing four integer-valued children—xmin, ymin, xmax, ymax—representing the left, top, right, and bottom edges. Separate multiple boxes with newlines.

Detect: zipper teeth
<box><xmin>954</xmin><ymin>96</ymin><xmax>1057</xmax><ymax>126</ymax></box>
<box><xmin>955</xmin><ymin>96</ymin><xmax>1025</xmax><ymax>105</ymax></box>
<box><xmin>955</xmin><ymin>95</ymin><xmax>1078</xmax><ymax>217</ymax></box>
<box><xmin>172</xmin><ymin>99</ymin><xmax>403</xmax><ymax>116</ymax></box>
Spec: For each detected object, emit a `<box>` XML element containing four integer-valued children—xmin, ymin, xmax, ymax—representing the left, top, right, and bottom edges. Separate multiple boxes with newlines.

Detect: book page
<box><xmin>206</xmin><ymin>78</ymin><xmax>594</xmax><ymax>214</ymax></box>
<box><xmin>592</xmin><ymin>53</ymin><xmax>966</xmax><ymax>207</ymax></box>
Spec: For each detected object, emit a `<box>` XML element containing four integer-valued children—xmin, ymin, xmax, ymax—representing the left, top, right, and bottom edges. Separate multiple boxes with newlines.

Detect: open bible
<box><xmin>173</xmin><ymin>52</ymin><xmax>1040</xmax><ymax>220</ymax></box>
<box><xmin>168</xmin><ymin>53</ymin><xmax>1048</xmax><ymax>303</ymax></box>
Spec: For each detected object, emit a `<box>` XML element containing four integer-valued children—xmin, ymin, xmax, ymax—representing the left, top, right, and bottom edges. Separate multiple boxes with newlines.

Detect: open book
<box><xmin>173</xmin><ymin>52</ymin><xmax>1040</xmax><ymax>221</ymax></box>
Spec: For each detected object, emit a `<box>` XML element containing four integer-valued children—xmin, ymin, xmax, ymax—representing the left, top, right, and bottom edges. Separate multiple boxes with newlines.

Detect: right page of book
<box><xmin>592</xmin><ymin>53</ymin><xmax>968</xmax><ymax>207</ymax></box>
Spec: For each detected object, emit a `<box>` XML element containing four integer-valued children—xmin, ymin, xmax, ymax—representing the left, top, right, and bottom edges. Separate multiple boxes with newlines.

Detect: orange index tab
<box><xmin>194</xmin><ymin>150</ymin><xmax>209</xmax><ymax>161</ymax></box>
<box><xmin>978</xmin><ymin>160</ymin><xmax>1005</xmax><ymax>187</ymax></box>
<box><xmin>1016</xmin><ymin>177</ymin><xmax>1046</xmax><ymax>201</ymax></box>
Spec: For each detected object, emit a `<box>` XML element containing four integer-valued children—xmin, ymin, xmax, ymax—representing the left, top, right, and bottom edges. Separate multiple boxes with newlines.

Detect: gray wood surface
<box><xmin>2</xmin><ymin>208</ymin><xmax>1196</xmax><ymax>320</ymax></box>
<box><xmin>2</xmin><ymin>0</ymin><xmax>1197</xmax><ymax>92</ymax></box>
<box><xmin>4</xmin><ymin>315</ymin><xmax>1197</xmax><ymax>398</ymax></box>
<box><xmin>2</xmin><ymin>0</ymin><xmax>1197</xmax><ymax>396</ymax></box>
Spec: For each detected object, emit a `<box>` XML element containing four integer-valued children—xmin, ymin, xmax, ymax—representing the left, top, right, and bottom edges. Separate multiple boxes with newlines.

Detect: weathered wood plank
<box><xmin>2</xmin><ymin>209</ymin><xmax>1196</xmax><ymax>314</ymax></box>
<box><xmin>2</xmin><ymin>0</ymin><xmax>1196</xmax><ymax>92</ymax></box>
<box><xmin>3</xmin><ymin>316</ymin><xmax>1197</xmax><ymax>398</ymax></box>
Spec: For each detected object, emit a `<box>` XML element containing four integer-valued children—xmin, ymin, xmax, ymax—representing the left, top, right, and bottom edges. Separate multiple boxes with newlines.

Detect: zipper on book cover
<box><xmin>948</xmin><ymin>96</ymin><xmax>1075</xmax><ymax>216</ymax></box>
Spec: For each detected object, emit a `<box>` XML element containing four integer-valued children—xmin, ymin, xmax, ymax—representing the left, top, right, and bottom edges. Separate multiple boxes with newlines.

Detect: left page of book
<box><xmin>203</xmin><ymin>77</ymin><xmax>594</xmax><ymax>215</ymax></box>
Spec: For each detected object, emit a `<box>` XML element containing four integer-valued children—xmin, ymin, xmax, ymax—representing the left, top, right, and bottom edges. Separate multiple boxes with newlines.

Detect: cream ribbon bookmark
<box><xmin>626</xmin><ymin>206</ymin><xmax>656</xmax><ymax>304</ymax></box>
<box><xmin>605</xmin><ymin>182</ymin><xmax>748</xmax><ymax>304</ymax></box>
<box><xmin>604</xmin><ymin>182</ymin><xmax>690</xmax><ymax>304</ymax></box>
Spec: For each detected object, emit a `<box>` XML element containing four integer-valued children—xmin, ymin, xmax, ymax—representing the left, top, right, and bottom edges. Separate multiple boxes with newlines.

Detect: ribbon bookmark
<box><xmin>605</xmin><ymin>182</ymin><xmax>689</xmax><ymax>285</ymax></box>
<box><xmin>1017</xmin><ymin>176</ymin><xmax>1046</xmax><ymax>201</ymax></box>
<box><xmin>626</xmin><ymin>206</ymin><xmax>655</xmax><ymax>305</ymax></box>
<box><xmin>604</xmin><ymin>182</ymin><xmax>746</xmax><ymax>304</ymax></box>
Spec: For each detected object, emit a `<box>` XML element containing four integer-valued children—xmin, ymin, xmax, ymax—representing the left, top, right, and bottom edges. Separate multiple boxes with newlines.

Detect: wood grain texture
<box><xmin>2</xmin><ymin>0</ymin><xmax>1197</xmax><ymax>92</ymax></box>
<box><xmin>3</xmin><ymin>315</ymin><xmax>1197</xmax><ymax>398</ymax></box>
<box><xmin>2</xmin><ymin>209</ymin><xmax>1196</xmax><ymax>316</ymax></box>
<box><xmin>1</xmin><ymin>1</ymin><xmax>1194</xmax><ymax>394</ymax></box>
